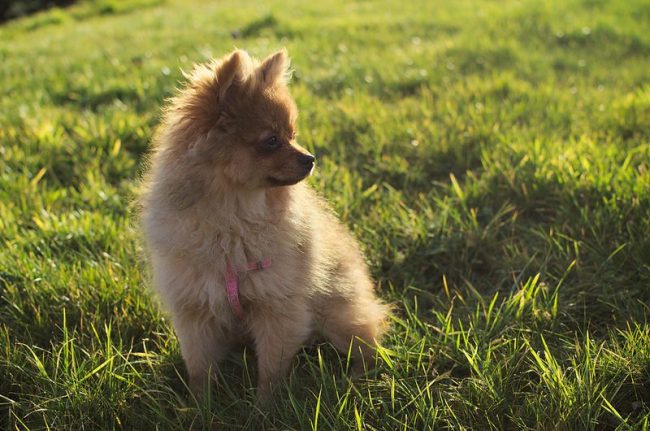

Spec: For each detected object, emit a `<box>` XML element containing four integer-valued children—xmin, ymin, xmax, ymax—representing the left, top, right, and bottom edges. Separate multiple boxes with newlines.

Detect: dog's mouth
<box><xmin>267</xmin><ymin>163</ymin><xmax>314</xmax><ymax>187</ymax></box>
<box><xmin>267</xmin><ymin>172</ymin><xmax>312</xmax><ymax>187</ymax></box>
<box><xmin>267</xmin><ymin>176</ymin><xmax>303</xmax><ymax>187</ymax></box>
<box><xmin>266</xmin><ymin>159</ymin><xmax>314</xmax><ymax>187</ymax></box>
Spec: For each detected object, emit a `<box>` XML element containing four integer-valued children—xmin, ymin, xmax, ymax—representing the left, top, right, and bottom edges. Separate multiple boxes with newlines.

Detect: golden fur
<box><xmin>138</xmin><ymin>48</ymin><xmax>390</xmax><ymax>403</ymax></box>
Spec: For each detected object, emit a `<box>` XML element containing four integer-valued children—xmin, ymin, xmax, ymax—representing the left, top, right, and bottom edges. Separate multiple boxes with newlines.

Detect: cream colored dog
<box><xmin>139</xmin><ymin>48</ymin><xmax>389</xmax><ymax>403</ymax></box>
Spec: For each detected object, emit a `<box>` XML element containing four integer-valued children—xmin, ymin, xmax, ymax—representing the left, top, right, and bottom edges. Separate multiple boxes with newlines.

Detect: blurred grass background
<box><xmin>1</xmin><ymin>0</ymin><xmax>649</xmax><ymax>429</ymax></box>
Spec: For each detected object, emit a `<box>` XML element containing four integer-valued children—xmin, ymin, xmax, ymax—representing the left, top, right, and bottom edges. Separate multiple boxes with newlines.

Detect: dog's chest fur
<box><xmin>146</xmin><ymin>184</ymin><xmax>312</xmax><ymax>323</ymax></box>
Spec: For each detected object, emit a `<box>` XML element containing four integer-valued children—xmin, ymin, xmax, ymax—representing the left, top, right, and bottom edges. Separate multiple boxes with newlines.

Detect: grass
<box><xmin>1</xmin><ymin>0</ymin><xmax>649</xmax><ymax>429</ymax></box>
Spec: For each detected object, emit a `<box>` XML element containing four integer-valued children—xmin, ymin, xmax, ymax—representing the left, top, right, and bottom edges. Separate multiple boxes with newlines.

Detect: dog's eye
<box><xmin>263</xmin><ymin>136</ymin><xmax>280</xmax><ymax>149</ymax></box>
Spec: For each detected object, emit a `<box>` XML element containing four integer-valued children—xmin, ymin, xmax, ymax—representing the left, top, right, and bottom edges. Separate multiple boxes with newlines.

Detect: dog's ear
<box><xmin>257</xmin><ymin>48</ymin><xmax>291</xmax><ymax>86</ymax></box>
<box><xmin>215</xmin><ymin>49</ymin><xmax>252</xmax><ymax>100</ymax></box>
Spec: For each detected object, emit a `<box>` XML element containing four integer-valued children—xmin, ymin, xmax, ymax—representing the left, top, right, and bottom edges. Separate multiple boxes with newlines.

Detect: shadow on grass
<box><xmin>377</xmin><ymin>160</ymin><xmax>650</xmax><ymax>330</ymax></box>
<box><xmin>0</xmin><ymin>0</ymin><xmax>75</xmax><ymax>22</ymax></box>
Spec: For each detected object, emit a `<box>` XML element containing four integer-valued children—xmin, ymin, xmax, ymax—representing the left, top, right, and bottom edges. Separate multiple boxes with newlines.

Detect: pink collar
<box><xmin>224</xmin><ymin>258</ymin><xmax>271</xmax><ymax>320</ymax></box>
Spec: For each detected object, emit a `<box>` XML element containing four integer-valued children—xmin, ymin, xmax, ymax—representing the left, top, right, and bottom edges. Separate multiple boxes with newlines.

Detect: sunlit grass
<box><xmin>1</xmin><ymin>0</ymin><xmax>649</xmax><ymax>429</ymax></box>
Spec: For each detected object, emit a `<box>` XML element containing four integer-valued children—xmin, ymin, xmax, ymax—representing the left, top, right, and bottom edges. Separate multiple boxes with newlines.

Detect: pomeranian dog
<box><xmin>138</xmin><ymin>48</ymin><xmax>390</xmax><ymax>403</ymax></box>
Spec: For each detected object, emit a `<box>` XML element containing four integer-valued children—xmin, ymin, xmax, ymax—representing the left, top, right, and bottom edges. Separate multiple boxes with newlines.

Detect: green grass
<box><xmin>1</xmin><ymin>0</ymin><xmax>649</xmax><ymax>429</ymax></box>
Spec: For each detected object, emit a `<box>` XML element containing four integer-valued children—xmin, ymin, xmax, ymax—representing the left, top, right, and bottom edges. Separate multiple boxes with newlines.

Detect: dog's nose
<box><xmin>298</xmin><ymin>153</ymin><xmax>315</xmax><ymax>167</ymax></box>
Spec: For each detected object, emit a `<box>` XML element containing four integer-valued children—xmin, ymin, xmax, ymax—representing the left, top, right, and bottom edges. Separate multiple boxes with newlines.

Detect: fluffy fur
<box><xmin>138</xmin><ymin>48</ymin><xmax>390</xmax><ymax>403</ymax></box>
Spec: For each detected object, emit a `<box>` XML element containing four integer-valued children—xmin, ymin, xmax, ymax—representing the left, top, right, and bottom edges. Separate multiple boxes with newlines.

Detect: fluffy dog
<box><xmin>138</xmin><ymin>48</ymin><xmax>389</xmax><ymax>403</ymax></box>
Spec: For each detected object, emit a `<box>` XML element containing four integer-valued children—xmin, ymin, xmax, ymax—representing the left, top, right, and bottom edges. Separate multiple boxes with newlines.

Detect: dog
<box><xmin>138</xmin><ymin>48</ymin><xmax>390</xmax><ymax>403</ymax></box>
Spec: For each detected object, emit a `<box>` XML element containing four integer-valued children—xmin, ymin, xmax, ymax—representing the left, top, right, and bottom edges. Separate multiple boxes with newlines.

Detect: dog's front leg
<box><xmin>249</xmin><ymin>304</ymin><xmax>312</xmax><ymax>405</ymax></box>
<box><xmin>173</xmin><ymin>310</ymin><xmax>232</xmax><ymax>399</ymax></box>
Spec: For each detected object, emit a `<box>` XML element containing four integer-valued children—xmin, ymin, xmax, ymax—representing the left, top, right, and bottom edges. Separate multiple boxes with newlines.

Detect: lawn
<box><xmin>1</xmin><ymin>0</ymin><xmax>649</xmax><ymax>429</ymax></box>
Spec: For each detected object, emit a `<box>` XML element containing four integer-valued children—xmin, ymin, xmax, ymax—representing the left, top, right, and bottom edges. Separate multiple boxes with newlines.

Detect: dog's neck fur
<box><xmin>200</xmin><ymin>176</ymin><xmax>291</xmax><ymax>224</ymax></box>
<box><xmin>184</xmin><ymin>176</ymin><xmax>294</xmax><ymax>250</ymax></box>
<box><xmin>195</xmin><ymin>183</ymin><xmax>294</xmax><ymax>266</ymax></box>
<box><xmin>209</xmin><ymin>186</ymin><xmax>268</xmax><ymax>219</ymax></box>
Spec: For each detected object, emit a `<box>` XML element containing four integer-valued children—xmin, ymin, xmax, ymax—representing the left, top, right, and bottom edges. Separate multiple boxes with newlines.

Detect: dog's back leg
<box><xmin>319</xmin><ymin>293</ymin><xmax>390</xmax><ymax>374</ymax></box>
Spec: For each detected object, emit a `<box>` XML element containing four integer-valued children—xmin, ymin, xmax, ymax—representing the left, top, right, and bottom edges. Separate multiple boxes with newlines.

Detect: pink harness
<box><xmin>224</xmin><ymin>258</ymin><xmax>271</xmax><ymax>320</ymax></box>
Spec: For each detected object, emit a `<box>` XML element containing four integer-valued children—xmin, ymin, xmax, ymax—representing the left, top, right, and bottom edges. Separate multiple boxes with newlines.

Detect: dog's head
<box><xmin>167</xmin><ymin>49</ymin><xmax>314</xmax><ymax>190</ymax></box>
